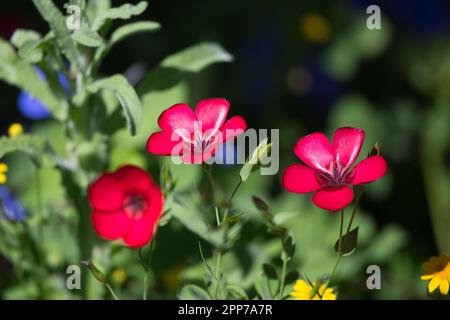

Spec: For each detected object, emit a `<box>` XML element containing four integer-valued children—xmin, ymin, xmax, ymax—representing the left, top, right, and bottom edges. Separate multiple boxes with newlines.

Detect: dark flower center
<box><xmin>123</xmin><ymin>192</ymin><xmax>148</xmax><ymax>219</ymax></box>
<box><xmin>315</xmin><ymin>161</ymin><xmax>354</xmax><ymax>188</ymax></box>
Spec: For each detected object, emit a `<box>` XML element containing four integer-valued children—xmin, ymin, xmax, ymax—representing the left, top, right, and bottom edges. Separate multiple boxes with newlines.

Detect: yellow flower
<box><xmin>8</xmin><ymin>123</ymin><xmax>24</xmax><ymax>137</ymax></box>
<box><xmin>290</xmin><ymin>279</ymin><xmax>337</xmax><ymax>300</ymax></box>
<box><xmin>421</xmin><ymin>254</ymin><xmax>450</xmax><ymax>295</ymax></box>
<box><xmin>0</xmin><ymin>163</ymin><xmax>8</xmax><ymax>184</ymax></box>
<box><xmin>112</xmin><ymin>268</ymin><xmax>127</xmax><ymax>284</ymax></box>
<box><xmin>300</xmin><ymin>13</ymin><xmax>331</xmax><ymax>43</ymax></box>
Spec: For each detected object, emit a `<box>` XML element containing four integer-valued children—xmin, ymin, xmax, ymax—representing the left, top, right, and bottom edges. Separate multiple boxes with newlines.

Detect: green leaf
<box><xmin>86</xmin><ymin>0</ymin><xmax>111</xmax><ymax>23</ymax></box>
<box><xmin>262</xmin><ymin>263</ymin><xmax>278</xmax><ymax>279</ymax></box>
<box><xmin>282</xmin><ymin>235</ymin><xmax>295</xmax><ymax>260</ymax></box>
<box><xmin>334</xmin><ymin>227</ymin><xmax>359</xmax><ymax>256</ymax></box>
<box><xmin>170</xmin><ymin>200</ymin><xmax>223</xmax><ymax>247</ymax></box>
<box><xmin>32</xmin><ymin>0</ymin><xmax>80</xmax><ymax>69</ymax></box>
<box><xmin>227</xmin><ymin>284</ymin><xmax>249</xmax><ymax>299</ymax></box>
<box><xmin>10</xmin><ymin>29</ymin><xmax>41</xmax><ymax>47</ymax></box>
<box><xmin>81</xmin><ymin>260</ymin><xmax>107</xmax><ymax>283</ymax></box>
<box><xmin>92</xmin><ymin>21</ymin><xmax>160</xmax><ymax>66</ymax></box>
<box><xmin>240</xmin><ymin>138</ymin><xmax>271</xmax><ymax>182</ymax></box>
<box><xmin>284</xmin><ymin>270</ymin><xmax>300</xmax><ymax>285</ymax></box>
<box><xmin>0</xmin><ymin>135</ymin><xmax>48</xmax><ymax>161</ymax></box>
<box><xmin>92</xmin><ymin>1</ymin><xmax>148</xmax><ymax>30</ymax></box>
<box><xmin>137</xmin><ymin>42</ymin><xmax>233</xmax><ymax>95</ymax></box>
<box><xmin>0</xmin><ymin>39</ymin><xmax>67</xmax><ymax>120</ymax></box>
<box><xmin>72</xmin><ymin>24</ymin><xmax>103</xmax><ymax>47</ymax></box>
<box><xmin>254</xmin><ymin>272</ymin><xmax>273</xmax><ymax>300</ymax></box>
<box><xmin>178</xmin><ymin>285</ymin><xmax>211</xmax><ymax>300</ymax></box>
<box><xmin>87</xmin><ymin>75</ymin><xmax>142</xmax><ymax>135</ymax></box>
<box><xmin>110</xmin><ymin>21</ymin><xmax>160</xmax><ymax>45</ymax></box>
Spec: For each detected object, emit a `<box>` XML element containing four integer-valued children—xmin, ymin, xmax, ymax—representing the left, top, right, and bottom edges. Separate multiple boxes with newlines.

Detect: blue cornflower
<box><xmin>17</xmin><ymin>67</ymin><xmax>71</xmax><ymax>121</ymax></box>
<box><xmin>0</xmin><ymin>186</ymin><xmax>27</xmax><ymax>221</ymax></box>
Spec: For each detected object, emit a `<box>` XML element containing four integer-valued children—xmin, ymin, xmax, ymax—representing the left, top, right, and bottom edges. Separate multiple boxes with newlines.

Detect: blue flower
<box><xmin>17</xmin><ymin>67</ymin><xmax>71</xmax><ymax>121</ymax></box>
<box><xmin>0</xmin><ymin>186</ymin><xmax>27</xmax><ymax>221</ymax></box>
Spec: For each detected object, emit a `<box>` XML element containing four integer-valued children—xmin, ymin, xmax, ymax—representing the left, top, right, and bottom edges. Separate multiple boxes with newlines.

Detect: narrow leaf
<box><xmin>87</xmin><ymin>75</ymin><xmax>142</xmax><ymax>135</ymax></box>
<box><xmin>137</xmin><ymin>42</ymin><xmax>233</xmax><ymax>95</ymax></box>
<box><xmin>92</xmin><ymin>1</ymin><xmax>148</xmax><ymax>30</ymax></box>
<box><xmin>32</xmin><ymin>0</ymin><xmax>80</xmax><ymax>69</ymax></box>
<box><xmin>0</xmin><ymin>39</ymin><xmax>67</xmax><ymax>120</ymax></box>
<box><xmin>72</xmin><ymin>24</ymin><xmax>103</xmax><ymax>47</ymax></box>
<box><xmin>262</xmin><ymin>263</ymin><xmax>278</xmax><ymax>279</ymax></box>
<box><xmin>334</xmin><ymin>227</ymin><xmax>359</xmax><ymax>256</ymax></box>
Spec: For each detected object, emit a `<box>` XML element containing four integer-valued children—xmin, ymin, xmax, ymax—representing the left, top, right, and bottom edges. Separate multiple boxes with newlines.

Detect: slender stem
<box><xmin>278</xmin><ymin>257</ymin><xmax>288</xmax><ymax>299</ymax></box>
<box><xmin>213</xmin><ymin>251</ymin><xmax>222</xmax><ymax>299</ymax></box>
<box><xmin>202</xmin><ymin>164</ymin><xmax>215</xmax><ymax>198</ymax></box>
<box><xmin>324</xmin><ymin>210</ymin><xmax>345</xmax><ymax>292</ymax></box>
<box><xmin>105</xmin><ymin>283</ymin><xmax>119</xmax><ymax>300</ymax></box>
<box><xmin>346</xmin><ymin>187</ymin><xmax>363</xmax><ymax>235</ymax></box>
<box><xmin>221</xmin><ymin>179</ymin><xmax>243</xmax><ymax>226</ymax></box>
<box><xmin>143</xmin><ymin>270</ymin><xmax>149</xmax><ymax>300</ymax></box>
<box><xmin>230</xmin><ymin>179</ymin><xmax>242</xmax><ymax>202</ymax></box>
<box><xmin>140</xmin><ymin>241</ymin><xmax>156</xmax><ymax>300</ymax></box>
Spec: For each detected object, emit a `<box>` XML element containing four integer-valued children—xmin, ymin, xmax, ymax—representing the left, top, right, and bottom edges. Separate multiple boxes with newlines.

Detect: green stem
<box><xmin>278</xmin><ymin>257</ymin><xmax>288</xmax><ymax>299</ymax></box>
<box><xmin>221</xmin><ymin>179</ymin><xmax>243</xmax><ymax>226</ymax></box>
<box><xmin>213</xmin><ymin>251</ymin><xmax>222</xmax><ymax>299</ymax></box>
<box><xmin>105</xmin><ymin>283</ymin><xmax>119</xmax><ymax>300</ymax></box>
<box><xmin>143</xmin><ymin>270</ymin><xmax>149</xmax><ymax>300</ymax></box>
<box><xmin>324</xmin><ymin>210</ymin><xmax>345</xmax><ymax>292</ymax></box>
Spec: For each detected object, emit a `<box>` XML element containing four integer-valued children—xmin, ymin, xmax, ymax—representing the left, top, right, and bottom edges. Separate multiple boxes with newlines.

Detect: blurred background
<box><xmin>1</xmin><ymin>0</ymin><xmax>450</xmax><ymax>299</ymax></box>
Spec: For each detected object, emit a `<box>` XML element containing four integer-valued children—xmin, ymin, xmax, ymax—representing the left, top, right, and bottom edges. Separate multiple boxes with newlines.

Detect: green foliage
<box><xmin>88</xmin><ymin>75</ymin><xmax>142</xmax><ymax>135</ymax></box>
<box><xmin>0</xmin><ymin>39</ymin><xmax>67</xmax><ymax>120</ymax></box>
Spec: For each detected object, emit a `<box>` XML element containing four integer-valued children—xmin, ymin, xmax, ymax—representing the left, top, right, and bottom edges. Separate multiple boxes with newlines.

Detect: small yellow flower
<box><xmin>421</xmin><ymin>254</ymin><xmax>450</xmax><ymax>295</ymax></box>
<box><xmin>290</xmin><ymin>279</ymin><xmax>337</xmax><ymax>300</ymax></box>
<box><xmin>8</xmin><ymin>123</ymin><xmax>24</xmax><ymax>137</ymax></box>
<box><xmin>300</xmin><ymin>13</ymin><xmax>331</xmax><ymax>43</ymax></box>
<box><xmin>0</xmin><ymin>163</ymin><xmax>8</xmax><ymax>184</ymax></box>
<box><xmin>112</xmin><ymin>268</ymin><xmax>127</xmax><ymax>284</ymax></box>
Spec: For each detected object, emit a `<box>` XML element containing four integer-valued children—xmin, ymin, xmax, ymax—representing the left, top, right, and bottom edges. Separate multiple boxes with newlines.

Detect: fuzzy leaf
<box><xmin>0</xmin><ymin>135</ymin><xmax>49</xmax><ymax>165</ymax></box>
<box><xmin>0</xmin><ymin>39</ymin><xmax>67</xmax><ymax>120</ymax></box>
<box><xmin>87</xmin><ymin>75</ymin><xmax>142</xmax><ymax>135</ymax></box>
<box><xmin>137</xmin><ymin>42</ymin><xmax>233</xmax><ymax>95</ymax></box>
<box><xmin>92</xmin><ymin>1</ymin><xmax>148</xmax><ymax>30</ymax></box>
<box><xmin>72</xmin><ymin>24</ymin><xmax>103</xmax><ymax>47</ymax></box>
<box><xmin>32</xmin><ymin>0</ymin><xmax>80</xmax><ymax>69</ymax></box>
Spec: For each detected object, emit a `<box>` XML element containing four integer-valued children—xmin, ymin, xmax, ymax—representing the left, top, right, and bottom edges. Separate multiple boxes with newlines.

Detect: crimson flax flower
<box><xmin>282</xmin><ymin>127</ymin><xmax>387</xmax><ymax>211</ymax></box>
<box><xmin>146</xmin><ymin>98</ymin><xmax>247</xmax><ymax>163</ymax></box>
<box><xmin>88</xmin><ymin>165</ymin><xmax>164</xmax><ymax>248</ymax></box>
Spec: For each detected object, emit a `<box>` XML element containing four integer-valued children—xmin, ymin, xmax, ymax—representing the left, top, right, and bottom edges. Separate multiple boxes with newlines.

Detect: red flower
<box><xmin>146</xmin><ymin>98</ymin><xmax>247</xmax><ymax>163</ymax></box>
<box><xmin>88</xmin><ymin>165</ymin><xmax>164</xmax><ymax>248</ymax></box>
<box><xmin>282</xmin><ymin>127</ymin><xmax>387</xmax><ymax>211</ymax></box>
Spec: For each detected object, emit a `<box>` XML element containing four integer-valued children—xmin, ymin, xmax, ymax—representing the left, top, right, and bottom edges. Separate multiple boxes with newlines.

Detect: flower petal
<box><xmin>348</xmin><ymin>156</ymin><xmax>387</xmax><ymax>185</ymax></box>
<box><xmin>113</xmin><ymin>165</ymin><xmax>157</xmax><ymax>194</ymax></box>
<box><xmin>221</xmin><ymin>116</ymin><xmax>247</xmax><ymax>142</ymax></box>
<box><xmin>332</xmin><ymin>127</ymin><xmax>365</xmax><ymax>170</ymax></box>
<box><xmin>421</xmin><ymin>274</ymin><xmax>435</xmax><ymax>280</ymax></box>
<box><xmin>158</xmin><ymin>103</ymin><xmax>196</xmax><ymax>132</ymax></box>
<box><xmin>123</xmin><ymin>215</ymin><xmax>157</xmax><ymax>248</ymax></box>
<box><xmin>282</xmin><ymin>164</ymin><xmax>321</xmax><ymax>193</ymax></box>
<box><xmin>195</xmin><ymin>98</ymin><xmax>230</xmax><ymax>132</ymax></box>
<box><xmin>440</xmin><ymin>279</ymin><xmax>449</xmax><ymax>295</ymax></box>
<box><xmin>92</xmin><ymin>210</ymin><xmax>131</xmax><ymax>240</ymax></box>
<box><xmin>294</xmin><ymin>132</ymin><xmax>333</xmax><ymax>173</ymax></box>
<box><xmin>146</xmin><ymin>131</ymin><xmax>182</xmax><ymax>155</ymax></box>
<box><xmin>312</xmin><ymin>186</ymin><xmax>354</xmax><ymax>211</ymax></box>
<box><xmin>88</xmin><ymin>174</ymin><xmax>123</xmax><ymax>212</ymax></box>
<box><xmin>429</xmin><ymin>276</ymin><xmax>441</xmax><ymax>293</ymax></box>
